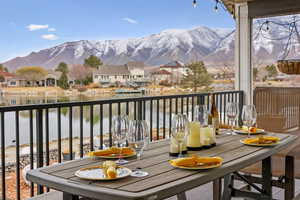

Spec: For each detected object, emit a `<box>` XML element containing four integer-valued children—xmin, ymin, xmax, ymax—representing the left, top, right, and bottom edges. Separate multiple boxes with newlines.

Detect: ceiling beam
<box><xmin>248</xmin><ymin>0</ymin><xmax>300</xmax><ymax>18</ymax></box>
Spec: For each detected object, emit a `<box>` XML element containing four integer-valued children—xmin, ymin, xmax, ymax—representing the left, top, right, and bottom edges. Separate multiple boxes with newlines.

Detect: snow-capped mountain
<box><xmin>3</xmin><ymin>16</ymin><xmax>300</xmax><ymax>71</ymax></box>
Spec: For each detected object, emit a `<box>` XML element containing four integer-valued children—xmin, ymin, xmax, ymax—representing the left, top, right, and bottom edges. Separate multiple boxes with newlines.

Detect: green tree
<box><xmin>0</xmin><ymin>64</ymin><xmax>8</xmax><ymax>72</ymax></box>
<box><xmin>0</xmin><ymin>75</ymin><xmax>5</xmax><ymax>82</ymax></box>
<box><xmin>181</xmin><ymin>61</ymin><xmax>212</xmax><ymax>92</ymax></box>
<box><xmin>57</xmin><ymin>72</ymin><xmax>69</xmax><ymax>89</ymax></box>
<box><xmin>84</xmin><ymin>55</ymin><xmax>103</xmax><ymax>69</ymax></box>
<box><xmin>265</xmin><ymin>64</ymin><xmax>278</xmax><ymax>78</ymax></box>
<box><xmin>16</xmin><ymin>66</ymin><xmax>48</xmax><ymax>82</ymax></box>
<box><xmin>55</xmin><ymin>62</ymin><xmax>69</xmax><ymax>73</ymax></box>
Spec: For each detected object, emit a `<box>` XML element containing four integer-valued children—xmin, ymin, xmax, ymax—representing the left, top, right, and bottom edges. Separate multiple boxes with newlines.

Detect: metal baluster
<box><xmin>29</xmin><ymin>110</ymin><xmax>34</xmax><ymax>197</ymax></box>
<box><xmin>163</xmin><ymin>99</ymin><xmax>166</xmax><ymax>139</ymax></box>
<box><xmin>57</xmin><ymin>107</ymin><xmax>62</xmax><ymax>163</ymax></box>
<box><xmin>15</xmin><ymin>111</ymin><xmax>20</xmax><ymax>200</ymax></box>
<box><xmin>69</xmin><ymin>107</ymin><xmax>73</xmax><ymax>160</ymax></box>
<box><xmin>126</xmin><ymin>102</ymin><xmax>129</xmax><ymax>116</ymax></box>
<box><xmin>118</xmin><ymin>102</ymin><xmax>121</xmax><ymax>116</ymax></box>
<box><xmin>181</xmin><ymin>97</ymin><xmax>184</xmax><ymax>114</ymax></box>
<box><xmin>186</xmin><ymin>97</ymin><xmax>189</xmax><ymax>115</ymax></box>
<box><xmin>134</xmin><ymin>101</ymin><xmax>137</xmax><ymax>120</ymax></box>
<box><xmin>90</xmin><ymin>105</ymin><xmax>94</xmax><ymax>151</ymax></box>
<box><xmin>45</xmin><ymin>109</ymin><xmax>50</xmax><ymax>192</ymax></box>
<box><xmin>169</xmin><ymin>98</ymin><xmax>172</xmax><ymax>137</ymax></box>
<box><xmin>100</xmin><ymin>104</ymin><xmax>104</xmax><ymax>149</ymax></box>
<box><xmin>45</xmin><ymin>109</ymin><xmax>50</xmax><ymax>166</ymax></box>
<box><xmin>80</xmin><ymin>106</ymin><xmax>83</xmax><ymax>157</ymax></box>
<box><xmin>1</xmin><ymin>112</ymin><xmax>5</xmax><ymax>200</ymax></box>
<box><xmin>36</xmin><ymin>109</ymin><xmax>43</xmax><ymax>194</ymax></box>
<box><xmin>109</xmin><ymin>103</ymin><xmax>112</xmax><ymax>147</ymax></box>
<box><xmin>156</xmin><ymin>99</ymin><xmax>159</xmax><ymax>140</ymax></box>
<box><xmin>150</xmin><ymin>100</ymin><xmax>153</xmax><ymax>141</ymax></box>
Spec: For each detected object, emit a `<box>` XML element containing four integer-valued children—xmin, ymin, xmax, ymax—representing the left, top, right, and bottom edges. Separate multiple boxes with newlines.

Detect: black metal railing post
<box><xmin>1</xmin><ymin>112</ymin><xmax>5</xmax><ymax>200</ymax></box>
<box><xmin>239</xmin><ymin>91</ymin><xmax>244</xmax><ymax>126</ymax></box>
<box><xmin>137</xmin><ymin>101</ymin><xmax>143</xmax><ymax>120</ymax></box>
<box><xmin>36</xmin><ymin>109</ymin><xmax>44</xmax><ymax>194</ymax></box>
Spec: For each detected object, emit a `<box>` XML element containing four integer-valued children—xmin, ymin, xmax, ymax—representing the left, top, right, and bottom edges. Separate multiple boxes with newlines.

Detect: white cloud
<box><xmin>41</xmin><ymin>34</ymin><xmax>58</xmax><ymax>40</ymax></box>
<box><xmin>122</xmin><ymin>17</ymin><xmax>138</xmax><ymax>24</ymax></box>
<box><xmin>26</xmin><ymin>24</ymin><xmax>49</xmax><ymax>31</ymax></box>
<box><xmin>48</xmin><ymin>28</ymin><xmax>56</xmax><ymax>32</ymax></box>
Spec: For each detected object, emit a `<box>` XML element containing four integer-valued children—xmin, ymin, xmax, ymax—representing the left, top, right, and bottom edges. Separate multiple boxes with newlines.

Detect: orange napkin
<box><xmin>244</xmin><ymin>136</ymin><xmax>280</xmax><ymax>144</ymax></box>
<box><xmin>88</xmin><ymin>147</ymin><xmax>135</xmax><ymax>157</ymax></box>
<box><xmin>170</xmin><ymin>155</ymin><xmax>223</xmax><ymax>167</ymax></box>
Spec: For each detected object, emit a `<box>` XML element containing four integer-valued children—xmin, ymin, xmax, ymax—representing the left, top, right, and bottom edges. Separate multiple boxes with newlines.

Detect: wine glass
<box><xmin>226</xmin><ymin>102</ymin><xmax>239</xmax><ymax>135</ymax></box>
<box><xmin>195</xmin><ymin>105</ymin><xmax>208</xmax><ymax>126</ymax></box>
<box><xmin>171</xmin><ymin>114</ymin><xmax>189</xmax><ymax>158</ymax></box>
<box><xmin>128</xmin><ymin>120</ymin><xmax>150</xmax><ymax>177</ymax></box>
<box><xmin>112</xmin><ymin>115</ymin><xmax>129</xmax><ymax>164</ymax></box>
<box><xmin>241</xmin><ymin>105</ymin><xmax>257</xmax><ymax>138</ymax></box>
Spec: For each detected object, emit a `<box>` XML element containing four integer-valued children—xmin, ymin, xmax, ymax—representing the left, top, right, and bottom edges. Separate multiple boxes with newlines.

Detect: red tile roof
<box><xmin>152</xmin><ymin>69</ymin><xmax>172</xmax><ymax>75</ymax></box>
<box><xmin>0</xmin><ymin>71</ymin><xmax>15</xmax><ymax>77</ymax></box>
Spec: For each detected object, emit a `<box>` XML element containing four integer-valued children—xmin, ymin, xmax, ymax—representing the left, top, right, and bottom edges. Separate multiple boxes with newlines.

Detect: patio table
<box><xmin>27</xmin><ymin>132</ymin><xmax>296</xmax><ymax>200</ymax></box>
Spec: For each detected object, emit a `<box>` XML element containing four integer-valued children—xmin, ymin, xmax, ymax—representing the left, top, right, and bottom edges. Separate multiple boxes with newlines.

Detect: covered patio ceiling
<box><xmin>217</xmin><ymin>0</ymin><xmax>300</xmax><ymax>105</ymax></box>
<box><xmin>222</xmin><ymin>0</ymin><xmax>300</xmax><ymax>18</ymax></box>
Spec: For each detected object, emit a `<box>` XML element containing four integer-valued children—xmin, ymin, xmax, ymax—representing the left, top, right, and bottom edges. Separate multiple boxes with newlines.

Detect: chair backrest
<box><xmin>254</xmin><ymin>87</ymin><xmax>300</xmax><ymax>133</ymax></box>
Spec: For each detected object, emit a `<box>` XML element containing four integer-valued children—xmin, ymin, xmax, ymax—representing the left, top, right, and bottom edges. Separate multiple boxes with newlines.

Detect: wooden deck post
<box><xmin>234</xmin><ymin>3</ymin><xmax>253</xmax><ymax>105</ymax></box>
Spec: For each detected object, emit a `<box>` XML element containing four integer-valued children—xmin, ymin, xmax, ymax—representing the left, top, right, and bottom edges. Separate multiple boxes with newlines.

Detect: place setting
<box><xmin>77</xmin><ymin>115</ymin><xmax>150</xmax><ymax>181</ymax></box>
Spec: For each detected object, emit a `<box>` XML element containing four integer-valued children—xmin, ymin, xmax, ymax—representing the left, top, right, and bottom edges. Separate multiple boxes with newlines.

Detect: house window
<box><xmin>10</xmin><ymin>81</ymin><xmax>16</xmax><ymax>86</ymax></box>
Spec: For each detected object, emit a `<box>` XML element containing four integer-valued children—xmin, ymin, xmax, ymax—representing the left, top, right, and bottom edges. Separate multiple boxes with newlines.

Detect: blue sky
<box><xmin>0</xmin><ymin>0</ymin><xmax>235</xmax><ymax>63</ymax></box>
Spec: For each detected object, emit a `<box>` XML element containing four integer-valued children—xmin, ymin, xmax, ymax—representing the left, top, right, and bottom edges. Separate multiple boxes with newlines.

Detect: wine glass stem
<box><xmin>248</xmin><ymin>126</ymin><xmax>250</xmax><ymax>138</ymax></box>
<box><xmin>231</xmin><ymin>120</ymin><xmax>234</xmax><ymax>134</ymax></box>
<box><xmin>119</xmin><ymin>143</ymin><xmax>123</xmax><ymax>160</ymax></box>
<box><xmin>179</xmin><ymin>142</ymin><xmax>183</xmax><ymax>157</ymax></box>
<box><xmin>137</xmin><ymin>152</ymin><xmax>142</xmax><ymax>160</ymax></box>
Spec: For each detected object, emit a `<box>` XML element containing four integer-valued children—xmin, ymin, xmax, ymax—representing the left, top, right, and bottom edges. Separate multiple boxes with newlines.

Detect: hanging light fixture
<box><xmin>266</xmin><ymin>20</ymin><xmax>270</xmax><ymax>31</ymax></box>
<box><xmin>214</xmin><ymin>0</ymin><xmax>219</xmax><ymax>12</ymax></box>
<box><xmin>193</xmin><ymin>0</ymin><xmax>197</xmax><ymax>8</ymax></box>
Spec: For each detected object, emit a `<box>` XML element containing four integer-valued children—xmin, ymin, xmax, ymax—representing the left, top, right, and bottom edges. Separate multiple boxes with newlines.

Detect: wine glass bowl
<box><xmin>241</xmin><ymin>105</ymin><xmax>257</xmax><ymax>138</ymax></box>
<box><xmin>112</xmin><ymin>115</ymin><xmax>130</xmax><ymax>164</ymax></box>
<box><xmin>128</xmin><ymin>120</ymin><xmax>150</xmax><ymax>177</ymax></box>
<box><xmin>171</xmin><ymin>114</ymin><xmax>189</xmax><ymax>158</ymax></box>
<box><xmin>226</xmin><ymin>102</ymin><xmax>239</xmax><ymax>135</ymax></box>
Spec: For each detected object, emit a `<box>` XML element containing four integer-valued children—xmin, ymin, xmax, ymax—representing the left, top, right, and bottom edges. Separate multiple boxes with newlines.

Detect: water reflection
<box><xmin>1</xmin><ymin>94</ymin><xmax>169</xmax><ymax>147</ymax></box>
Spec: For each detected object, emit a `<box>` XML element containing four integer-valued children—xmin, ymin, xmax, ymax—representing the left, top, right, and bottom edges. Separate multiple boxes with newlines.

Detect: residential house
<box><xmin>159</xmin><ymin>61</ymin><xmax>186</xmax><ymax>84</ymax></box>
<box><xmin>0</xmin><ymin>71</ymin><xmax>18</xmax><ymax>87</ymax></box>
<box><xmin>4</xmin><ymin>70</ymin><xmax>63</xmax><ymax>87</ymax></box>
<box><xmin>151</xmin><ymin>70</ymin><xmax>172</xmax><ymax>85</ymax></box>
<box><xmin>93</xmin><ymin>62</ymin><xmax>150</xmax><ymax>87</ymax></box>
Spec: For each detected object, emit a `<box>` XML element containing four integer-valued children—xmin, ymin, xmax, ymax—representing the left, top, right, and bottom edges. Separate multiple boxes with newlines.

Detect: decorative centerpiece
<box><xmin>277</xmin><ymin>59</ymin><xmax>300</xmax><ymax>74</ymax></box>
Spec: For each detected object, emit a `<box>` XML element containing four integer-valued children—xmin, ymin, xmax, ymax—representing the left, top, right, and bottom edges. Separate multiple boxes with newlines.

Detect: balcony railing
<box><xmin>0</xmin><ymin>90</ymin><xmax>243</xmax><ymax>200</ymax></box>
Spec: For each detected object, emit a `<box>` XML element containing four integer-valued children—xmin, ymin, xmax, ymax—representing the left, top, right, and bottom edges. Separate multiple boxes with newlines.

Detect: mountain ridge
<box><xmin>3</xmin><ymin>17</ymin><xmax>300</xmax><ymax>71</ymax></box>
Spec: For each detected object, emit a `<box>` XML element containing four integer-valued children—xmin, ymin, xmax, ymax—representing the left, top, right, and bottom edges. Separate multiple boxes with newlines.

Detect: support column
<box><xmin>235</xmin><ymin>3</ymin><xmax>253</xmax><ymax>105</ymax></box>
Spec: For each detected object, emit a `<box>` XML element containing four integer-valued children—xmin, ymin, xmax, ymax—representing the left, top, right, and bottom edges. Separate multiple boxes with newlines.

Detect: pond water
<box><xmin>0</xmin><ymin>94</ymin><xmax>170</xmax><ymax>147</ymax></box>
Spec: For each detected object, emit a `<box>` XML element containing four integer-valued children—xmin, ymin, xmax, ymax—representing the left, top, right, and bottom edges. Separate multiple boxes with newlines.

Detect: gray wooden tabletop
<box><xmin>27</xmin><ymin>132</ymin><xmax>297</xmax><ymax>200</ymax></box>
